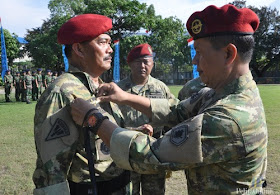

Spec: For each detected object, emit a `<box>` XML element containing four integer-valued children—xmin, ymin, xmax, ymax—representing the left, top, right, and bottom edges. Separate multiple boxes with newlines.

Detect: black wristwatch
<box><xmin>86</xmin><ymin>112</ymin><xmax>109</xmax><ymax>134</ymax></box>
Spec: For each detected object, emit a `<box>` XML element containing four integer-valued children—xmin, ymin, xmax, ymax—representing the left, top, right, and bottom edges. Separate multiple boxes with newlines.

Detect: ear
<box><xmin>224</xmin><ymin>43</ymin><xmax>237</xmax><ymax>65</ymax></box>
<box><xmin>72</xmin><ymin>43</ymin><xmax>85</xmax><ymax>58</ymax></box>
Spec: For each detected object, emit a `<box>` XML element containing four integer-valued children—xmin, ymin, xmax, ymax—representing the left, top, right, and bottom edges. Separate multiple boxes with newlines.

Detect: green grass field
<box><xmin>0</xmin><ymin>85</ymin><xmax>279</xmax><ymax>194</ymax></box>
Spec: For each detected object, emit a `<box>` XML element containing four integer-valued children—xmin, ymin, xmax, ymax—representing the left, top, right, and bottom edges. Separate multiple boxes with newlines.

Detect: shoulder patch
<box><xmin>170</xmin><ymin>124</ymin><xmax>189</xmax><ymax>146</ymax></box>
<box><xmin>45</xmin><ymin>118</ymin><xmax>70</xmax><ymax>141</ymax></box>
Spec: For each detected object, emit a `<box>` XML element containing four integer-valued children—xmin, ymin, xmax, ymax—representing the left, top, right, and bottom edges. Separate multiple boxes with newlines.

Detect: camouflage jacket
<box><xmin>33</xmin><ymin>66</ymin><xmax>125</xmax><ymax>191</ymax></box>
<box><xmin>110</xmin><ymin>71</ymin><xmax>268</xmax><ymax>194</ymax></box>
<box><xmin>44</xmin><ymin>75</ymin><xmax>53</xmax><ymax>85</ymax></box>
<box><xmin>178</xmin><ymin>77</ymin><xmax>205</xmax><ymax>100</ymax></box>
<box><xmin>36</xmin><ymin>74</ymin><xmax>43</xmax><ymax>84</ymax></box>
<box><xmin>4</xmin><ymin>74</ymin><xmax>13</xmax><ymax>87</ymax></box>
<box><xmin>14</xmin><ymin>75</ymin><xmax>21</xmax><ymax>87</ymax></box>
<box><xmin>24</xmin><ymin>75</ymin><xmax>33</xmax><ymax>86</ymax></box>
<box><xmin>117</xmin><ymin>75</ymin><xmax>176</xmax><ymax>137</ymax></box>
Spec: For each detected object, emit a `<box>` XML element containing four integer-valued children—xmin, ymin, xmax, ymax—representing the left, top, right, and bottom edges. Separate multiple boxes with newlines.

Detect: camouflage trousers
<box><xmin>26</xmin><ymin>86</ymin><xmax>32</xmax><ymax>103</ymax></box>
<box><xmin>37</xmin><ymin>83</ymin><xmax>44</xmax><ymax>99</ymax></box>
<box><xmin>15</xmin><ymin>86</ymin><xmax>21</xmax><ymax>101</ymax></box>
<box><xmin>5</xmin><ymin>86</ymin><xmax>11</xmax><ymax>101</ymax></box>
<box><xmin>130</xmin><ymin>171</ymin><xmax>166</xmax><ymax>195</ymax></box>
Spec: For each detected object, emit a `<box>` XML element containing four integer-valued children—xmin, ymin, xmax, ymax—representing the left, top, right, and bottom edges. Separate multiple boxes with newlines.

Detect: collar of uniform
<box><xmin>129</xmin><ymin>75</ymin><xmax>152</xmax><ymax>94</ymax></box>
<box><xmin>68</xmin><ymin>64</ymin><xmax>103</xmax><ymax>95</ymax></box>
<box><xmin>216</xmin><ymin>71</ymin><xmax>254</xmax><ymax>96</ymax></box>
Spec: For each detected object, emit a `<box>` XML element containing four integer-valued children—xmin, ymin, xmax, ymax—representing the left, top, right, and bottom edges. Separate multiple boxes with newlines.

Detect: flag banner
<box><xmin>113</xmin><ymin>40</ymin><xmax>120</xmax><ymax>83</ymax></box>
<box><xmin>187</xmin><ymin>37</ymin><xmax>199</xmax><ymax>79</ymax></box>
<box><xmin>62</xmin><ymin>45</ymin><xmax>69</xmax><ymax>72</ymax></box>
<box><xmin>1</xmin><ymin>18</ymin><xmax>8</xmax><ymax>80</ymax></box>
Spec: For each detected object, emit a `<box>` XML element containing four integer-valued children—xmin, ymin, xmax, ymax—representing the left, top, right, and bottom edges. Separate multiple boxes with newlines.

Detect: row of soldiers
<box><xmin>3</xmin><ymin>69</ymin><xmax>58</xmax><ymax>103</ymax></box>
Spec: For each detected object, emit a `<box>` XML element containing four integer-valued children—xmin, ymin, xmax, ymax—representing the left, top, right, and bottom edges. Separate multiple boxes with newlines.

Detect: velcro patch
<box><xmin>45</xmin><ymin>118</ymin><xmax>70</xmax><ymax>141</ymax></box>
<box><xmin>170</xmin><ymin>124</ymin><xmax>189</xmax><ymax>146</ymax></box>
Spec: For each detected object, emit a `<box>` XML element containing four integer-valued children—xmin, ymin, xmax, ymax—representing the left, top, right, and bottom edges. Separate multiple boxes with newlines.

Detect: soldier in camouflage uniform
<box><xmin>71</xmin><ymin>4</ymin><xmax>268</xmax><ymax>194</ymax></box>
<box><xmin>36</xmin><ymin>68</ymin><xmax>44</xmax><ymax>99</ymax></box>
<box><xmin>52</xmin><ymin>71</ymin><xmax>58</xmax><ymax>82</ymax></box>
<box><xmin>13</xmin><ymin>71</ymin><xmax>21</xmax><ymax>101</ymax></box>
<box><xmin>32</xmin><ymin>71</ymin><xmax>38</xmax><ymax>101</ymax></box>
<box><xmin>4</xmin><ymin>70</ymin><xmax>13</xmax><ymax>102</ymax></box>
<box><xmin>44</xmin><ymin>70</ymin><xmax>52</xmax><ymax>88</ymax></box>
<box><xmin>20</xmin><ymin>71</ymin><xmax>26</xmax><ymax>102</ymax></box>
<box><xmin>178</xmin><ymin>77</ymin><xmax>205</xmax><ymax>100</ymax></box>
<box><xmin>24</xmin><ymin>69</ymin><xmax>33</xmax><ymax>104</ymax></box>
<box><xmin>33</xmin><ymin>14</ymin><xmax>131</xmax><ymax>195</ymax></box>
<box><xmin>117</xmin><ymin>43</ymin><xmax>176</xmax><ymax>195</ymax></box>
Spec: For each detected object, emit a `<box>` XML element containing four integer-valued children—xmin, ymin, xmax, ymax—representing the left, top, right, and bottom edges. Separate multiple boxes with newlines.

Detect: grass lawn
<box><xmin>0</xmin><ymin>85</ymin><xmax>279</xmax><ymax>194</ymax></box>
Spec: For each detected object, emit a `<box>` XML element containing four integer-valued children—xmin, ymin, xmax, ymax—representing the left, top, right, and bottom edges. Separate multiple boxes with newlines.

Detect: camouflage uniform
<box><xmin>32</xmin><ymin>73</ymin><xmax>38</xmax><ymax>101</ymax></box>
<box><xmin>117</xmin><ymin>75</ymin><xmax>176</xmax><ymax>195</ymax></box>
<box><xmin>178</xmin><ymin>77</ymin><xmax>205</xmax><ymax>100</ymax></box>
<box><xmin>4</xmin><ymin>74</ymin><xmax>13</xmax><ymax>102</ymax></box>
<box><xmin>20</xmin><ymin>72</ymin><xmax>26</xmax><ymax>102</ymax></box>
<box><xmin>33</xmin><ymin>66</ymin><xmax>131</xmax><ymax>194</ymax></box>
<box><xmin>36</xmin><ymin>73</ymin><xmax>44</xmax><ymax>99</ymax></box>
<box><xmin>14</xmin><ymin>74</ymin><xmax>21</xmax><ymax>101</ymax></box>
<box><xmin>109</xmin><ymin>72</ymin><xmax>268</xmax><ymax>194</ymax></box>
<box><xmin>24</xmin><ymin>74</ymin><xmax>33</xmax><ymax>104</ymax></box>
<box><xmin>44</xmin><ymin>74</ymin><xmax>53</xmax><ymax>88</ymax></box>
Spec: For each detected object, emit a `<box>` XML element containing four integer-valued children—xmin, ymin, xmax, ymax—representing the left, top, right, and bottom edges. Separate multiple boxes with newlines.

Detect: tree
<box><xmin>0</xmin><ymin>29</ymin><xmax>20</xmax><ymax>67</ymax></box>
<box><xmin>231</xmin><ymin>0</ymin><xmax>280</xmax><ymax>77</ymax></box>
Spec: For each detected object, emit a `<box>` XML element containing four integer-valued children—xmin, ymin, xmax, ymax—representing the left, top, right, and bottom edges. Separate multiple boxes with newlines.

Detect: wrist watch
<box><xmin>87</xmin><ymin>112</ymin><xmax>109</xmax><ymax>134</ymax></box>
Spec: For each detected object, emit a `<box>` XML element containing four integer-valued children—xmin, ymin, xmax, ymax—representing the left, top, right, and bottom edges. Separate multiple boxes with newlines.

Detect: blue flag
<box><xmin>1</xmin><ymin>19</ymin><xmax>8</xmax><ymax>80</ymax></box>
<box><xmin>62</xmin><ymin>45</ymin><xmax>69</xmax><ymax>72</ymax></box>
<box><xmin>187</xmin><ymin>38</ymin><xmax>199</xmax><ymax>79</ymax></box>
<box><xmin>113</xmin><ymin>41</ymin><xmax>120</xmax><ymax>83</ymax></box>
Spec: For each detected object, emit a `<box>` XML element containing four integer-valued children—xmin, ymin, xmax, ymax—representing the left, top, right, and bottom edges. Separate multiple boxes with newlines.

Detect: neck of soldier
<box><xmin>131</xmin><ymin>75</ymin><xmax>149</xmax><ymax>85</ymax></box>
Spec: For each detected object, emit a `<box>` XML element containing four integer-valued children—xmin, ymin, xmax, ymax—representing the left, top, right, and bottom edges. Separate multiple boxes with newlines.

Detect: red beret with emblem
<box><xmin>186</xmin><ymin>4</ymin><xmax>259</xmax><ymax>40</ymax></box>
<box><xmin>127</xmin><ymin>43</ymin><xmax>153</xmax><ymax>63</ymax></box>
<box><xmin>57</xmin><ymin>14</ymin><xmax>112</xmax><ymax>44</ymax></box>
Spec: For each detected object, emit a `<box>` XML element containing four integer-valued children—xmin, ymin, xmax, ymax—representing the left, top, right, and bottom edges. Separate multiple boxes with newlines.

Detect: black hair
<box><xmin>64</xmin><ymin>44</ymin><xmax>72</xmax><ymax>58</ymax></box>
<box><xmin>207</xmin><ymin>35</ymin><xmax>255</xmax><ymax>63</ymax></box>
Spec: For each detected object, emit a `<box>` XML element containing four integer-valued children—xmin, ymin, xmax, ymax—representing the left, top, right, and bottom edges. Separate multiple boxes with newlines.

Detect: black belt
<box><xmin>69</xmin><ymin>170</ymin><xmax>130</xmax><ymax>195</ymax></box>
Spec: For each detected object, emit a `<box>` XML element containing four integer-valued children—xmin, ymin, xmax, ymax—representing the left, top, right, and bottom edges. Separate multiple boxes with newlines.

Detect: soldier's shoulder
<box><xmin>117</xmin><ymin>77</ymin><xmax>130</xmax><ymax>89</ymax></box>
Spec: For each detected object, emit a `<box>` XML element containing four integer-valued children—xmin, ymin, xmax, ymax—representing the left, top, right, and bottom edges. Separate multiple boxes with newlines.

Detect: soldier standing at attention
<box><xmin>52</xmin><ymin>71</ymin><xmax>58</xmax><ymax>82</ymax></box>
<box><xmin>44</xmin><ymin>70</ymin><xmax>52</xmax><ymax>88</ymax></box>
<box><xmin>117</xmin><ymin>43</ymin><xmax>176</xmax><ymax>195</ymax></box>
<box><xmin>13</xmin><ymin>71</ymin><xmax>21</xmax><ymax>101</ymax></box>
<box><xmin>4</xmin><ymin>70</ymin><xmax>13</xmax><ymax>102</ymax></box>
<box><xmin>33</xmin><ymin>14</ymin><xmax>131</xmax><ymax>194</ymax></box>
<box><xmin>71</xmin><ymin>4</ymin><xmax>268</xmax><ymax>194</ymax></box>
<box><xmin>23</xmin><ymin>69</ymin><xmax>33</xmax><ymax>104</ymax></box>
<box><xmin>32</xmin><ymin>70</ymin><xmax>38</xmax><ymax>101</ymax></box>
<box><xmin>36</xmin><ymin>68</ymin><xmax>44</xmax><ymax>99</ymax></box>
<box><xmin>20</xmin><ymin>71</ymin><xmax>26</xmax><ymax>102</ymax></box>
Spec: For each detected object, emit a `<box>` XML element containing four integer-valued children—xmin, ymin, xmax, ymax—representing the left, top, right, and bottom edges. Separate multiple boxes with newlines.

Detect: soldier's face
<box><xmin>81</xmin><ymin>34</ymin><xmax>113</xmax><ymax>76</ymax></box>
<box><xmin>192</xmin><ymin>38</ymin><xmax>229</xmax><ymax>89</ymax></box>
<box><xmin>129</xmin><ymin>56</ymin><xmax>154</xmax><ymax>81</ymax></box>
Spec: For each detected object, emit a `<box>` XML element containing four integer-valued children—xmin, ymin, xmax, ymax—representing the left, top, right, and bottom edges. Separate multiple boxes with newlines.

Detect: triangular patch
<box><xmin>45</xmin><ymin>118</ymin><xmax>70</xmax><ymax>141</ymax></box>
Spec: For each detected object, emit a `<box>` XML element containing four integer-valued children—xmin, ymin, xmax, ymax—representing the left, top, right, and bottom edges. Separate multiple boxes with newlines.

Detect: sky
<box><xmin>0</xmin><ymin>0</ymin><xmax>279</xmax><ymax>38</ymax></box>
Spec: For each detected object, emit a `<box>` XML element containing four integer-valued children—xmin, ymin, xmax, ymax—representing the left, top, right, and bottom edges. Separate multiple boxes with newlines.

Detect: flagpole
<box><xmin>1</xmin><ymin>17</ymin><xmax>9</xmax><ymax>80</ymax></box>
<box><xmin>187</xmin><ymin>37</ymin><xmax>199</xmax><ymax>79</ymax></box>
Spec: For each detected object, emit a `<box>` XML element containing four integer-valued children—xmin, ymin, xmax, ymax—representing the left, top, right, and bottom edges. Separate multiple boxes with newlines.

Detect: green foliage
<box><xmin>0</xmin><ymin>29</ymin><xmax>20</xmax><ymax>67</ymax></box>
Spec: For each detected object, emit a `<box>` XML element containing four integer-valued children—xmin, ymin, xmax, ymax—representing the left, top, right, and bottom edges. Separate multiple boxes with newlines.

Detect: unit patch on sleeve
<box><xmin>170</xmin><ymin>124</ymin><xmax>189</xmax><ymax>146</ymax></box>
<box><xmin>45</xmin><ymin>118</ymin><xmax>70</xmax><ymax>141</ymax></box>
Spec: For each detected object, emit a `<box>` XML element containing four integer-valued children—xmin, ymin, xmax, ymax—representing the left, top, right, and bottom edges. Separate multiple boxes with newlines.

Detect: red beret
<box><xmin>57</xmin><ymin>14</ymin><xmax>112</xmax><ymax>44</ymax></box>
<box><xmin>186</xmin><ymin>4</ymin><xmax>259</xmax><ymax>40</ymax></box>
<box><xmin>127</xmin><ymin>43</ymin><xmax>153</xmax><ymax>63</ymax></box>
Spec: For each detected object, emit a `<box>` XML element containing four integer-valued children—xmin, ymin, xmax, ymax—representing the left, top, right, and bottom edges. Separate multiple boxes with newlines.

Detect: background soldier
<box><xmin>20</xmin><ymin>71</ymin><xmax>26</xmax><ymax>102</ymax></box>
<box><xmin>32</xmin><ymin>70</ymin><xmax>38</xmax><ymax>101</ymax></box>
<box><xmin>52</xmin><ymin>71</ymin><xmax>58</xmax><ymax>82</ymax></box>
<box><xmin>71</xmin><ymin>4</ymin><xmax>268</xmax><ymax>194</ymax></box>
<box><xmin>33</xmin><ymin>14</ymin><xmax>131</xmax><ymax>194</ymax></box>
<box><xmin>117</xmin><ymin>43</ymin><xmax>176</xmax><ymax>195</ymax></box>
<box><xmin>44</xmin><ymin>70</ymin><xmax>52</xmax><ymax>88</ymax></box>
<box><xmin>4</xmin><ymin>70</ymin><xmax>13</xmax><ymax>102</ymax></box>
<box><xmin>36</xmin><ymin>68</ymin><xmax>44</xmax><ymax>99</ymax></box>
<box><xmin>13</xmin><ymin>71</ymin><xmax>21</xmax><ymax>101</ymax></box>
<box><xmin>23</xmin><ymin>69</ymin><xmax>33</xmax><ymax>104</ymax></box>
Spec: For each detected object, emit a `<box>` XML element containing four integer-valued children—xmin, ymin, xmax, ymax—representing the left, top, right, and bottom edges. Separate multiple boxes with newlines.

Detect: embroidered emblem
<box><xmin>100</xmin><ymin>142</ymin><xmax>110</xmax><ymax>155</ymax></box>
<box><xmin>190</xmin><ymin>91</ymin><xmax>201</xmax><ymax>104</ymax></box>
<box><xmin>191</xmin><ymin>19</ymin><xmax>202</xmax><ymax>34</ymax></box>
<box><xmin>45</xmin><ymin>118</ymin><xmax>70</xmax><ymax>141</ymax></box>
<box><xmin>170</xmin><ymin>124</ymin><xmax>188</xmax><ymax>146</ymax></box>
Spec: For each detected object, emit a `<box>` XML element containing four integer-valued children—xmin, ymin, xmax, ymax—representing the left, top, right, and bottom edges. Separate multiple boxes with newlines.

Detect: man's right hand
<box><xmin>97</xmin><ymin>82</ymin><xmax>129</xmax><ymax>104</ymax></box>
